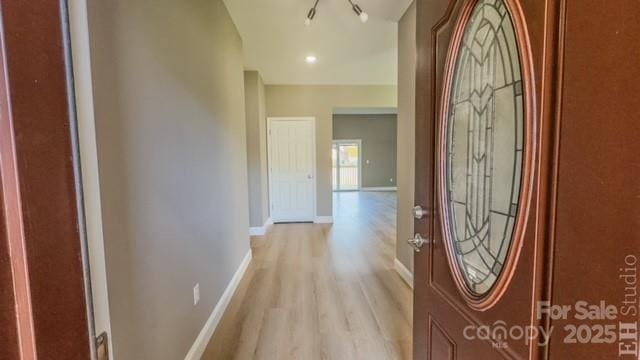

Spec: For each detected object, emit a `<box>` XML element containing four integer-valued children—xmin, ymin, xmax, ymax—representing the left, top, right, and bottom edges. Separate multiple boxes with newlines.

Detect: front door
<box><xmin>268</xmin><ymin>118</ymin><xmax>316</xmax><ymax>222</ymax></box>
<box><xmin>412</xmin><ymin>0</ymin><xmax>640</xmax><ymax>359</ymax></box>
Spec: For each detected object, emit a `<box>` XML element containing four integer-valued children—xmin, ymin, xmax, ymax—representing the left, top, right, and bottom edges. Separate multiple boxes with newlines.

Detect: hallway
<box><xmin>203</xmin><ymin>191</ymin><xmax>412</xmax><ymax>359</ymax></box>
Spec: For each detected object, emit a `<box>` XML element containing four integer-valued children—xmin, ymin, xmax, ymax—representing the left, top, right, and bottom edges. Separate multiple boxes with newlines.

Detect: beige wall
<box><xmin>266</xmin><ymin>85</ymin><xmax>397</xmax><ymax>216</ymax></box>
<box><xmin>87</xmin><ymin>1</ymin><xmax>250</xmax><ymax>359</ymax></box>
<box><xmin>396</xmin><ymin>1</ymin><xmax>417</xmax><ymax>273</ymax></box>
<box><xmin>333</xmin><ymin>114</ymin><xmax>398</xmax><ymax>188</ymax></box>
<box><xmin>244</xmin><ymin>71</ymin><xmax>269</xmax><ymax>227</ymax></box>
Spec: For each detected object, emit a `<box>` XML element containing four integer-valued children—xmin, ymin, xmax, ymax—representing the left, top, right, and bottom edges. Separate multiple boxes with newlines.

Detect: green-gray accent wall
<box><xmin>332</xmin><ymin>114</ymin><xmax>398</xmax><ymax>188</ymax></box>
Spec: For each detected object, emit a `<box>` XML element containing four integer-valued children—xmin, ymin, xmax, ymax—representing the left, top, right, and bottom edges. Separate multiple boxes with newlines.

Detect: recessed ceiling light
<box><xmin>305</xmin><ymin>55</ymin><xmax>317</xmax><ymax>64</ymax></box>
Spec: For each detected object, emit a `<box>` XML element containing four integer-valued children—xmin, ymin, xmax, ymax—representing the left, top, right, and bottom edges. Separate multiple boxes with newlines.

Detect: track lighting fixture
<box><xmin>347</xmin><ymin>0</ymin><xmax>369</xmax><ymax>23</ymax></box>
<box><xmin>305</xmin><ymin>0</ymin><xmax>319</xmax><ymax>26</ymax></box>
<box><xmin>304</xmin><ymin>0</ymin><xmax>368</xmax><ymax>26</ymax></box>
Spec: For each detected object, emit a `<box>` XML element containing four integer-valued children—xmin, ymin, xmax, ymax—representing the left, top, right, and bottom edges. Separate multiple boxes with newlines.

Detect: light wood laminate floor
<box><xmin>203</xmin><ymin>191</ymin><xmax>412</xmax><ymax>359</ymax></box>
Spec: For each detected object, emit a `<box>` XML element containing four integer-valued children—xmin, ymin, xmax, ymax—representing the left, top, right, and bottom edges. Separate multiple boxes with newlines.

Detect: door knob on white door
<box><xmin>408</xmin><ymin>233</ymin><xmax>430</xmax><ymax>252</ymax></box>
<box><xmin>307</xmin><ymin>174</ymin><xmax>313</xmax><ymax>179</ymax></box>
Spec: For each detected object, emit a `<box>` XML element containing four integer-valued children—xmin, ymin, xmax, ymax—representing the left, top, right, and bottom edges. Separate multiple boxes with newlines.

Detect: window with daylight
<box><xmin>443</xmin><ymin>0</ymin><xmax>525</xmax><ymax>296</ymax></box>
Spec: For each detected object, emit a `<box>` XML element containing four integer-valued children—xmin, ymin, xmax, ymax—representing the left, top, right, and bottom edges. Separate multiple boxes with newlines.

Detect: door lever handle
<box><xmin>408</xmin><ymin>233</ymin><xmax>430</xmax><ymax>252</ymax></box>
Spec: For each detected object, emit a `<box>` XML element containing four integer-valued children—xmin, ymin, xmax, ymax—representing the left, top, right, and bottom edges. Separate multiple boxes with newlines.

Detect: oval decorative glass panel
<box><xmin>439</xmin><ymin>0</ymin><xmax>532</xmax><ymax>305</ymax></box>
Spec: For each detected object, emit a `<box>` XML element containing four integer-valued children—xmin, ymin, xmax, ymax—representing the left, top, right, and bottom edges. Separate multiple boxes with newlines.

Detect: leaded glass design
<box><xmin>444</xmin><ymin>0</ymin><xmax>524</xmax><ymax>295</ymax></box>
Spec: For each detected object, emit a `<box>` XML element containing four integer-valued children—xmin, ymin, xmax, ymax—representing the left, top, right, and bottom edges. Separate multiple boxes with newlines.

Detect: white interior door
<box><xmin>268</xmin><ymin>118</ymin><xmax>315</xmax><ymax>222</ymax></box>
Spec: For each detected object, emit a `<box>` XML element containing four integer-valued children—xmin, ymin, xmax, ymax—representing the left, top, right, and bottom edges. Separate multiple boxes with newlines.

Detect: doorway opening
<box><xmin>332</xmin><ymin>140</ymin><xmax>362</xmax><ymax>191</ymax></box>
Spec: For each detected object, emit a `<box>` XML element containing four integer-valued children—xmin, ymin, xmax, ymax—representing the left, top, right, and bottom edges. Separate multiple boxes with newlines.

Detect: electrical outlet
<box><xmin>193</xmin><ymin>283</ymin><xmax>200</xmax><ymax>306</ymax></box>
<box><xmin>390</xmin><ymin>178</ymin><xmax>394</xmax><ymax>183</ymax></box>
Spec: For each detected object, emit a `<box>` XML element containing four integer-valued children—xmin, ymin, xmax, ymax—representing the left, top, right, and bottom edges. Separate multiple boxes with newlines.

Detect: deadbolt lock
<box><xmin>412</xmin><ymin>205</ymin><xmax>427</xmax><ymax>219</ymax></box>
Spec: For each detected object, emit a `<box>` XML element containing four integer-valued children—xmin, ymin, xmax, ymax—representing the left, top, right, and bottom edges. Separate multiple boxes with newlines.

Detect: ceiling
<box><xmin>223</xmin><ymin>0</ymin><xmax>413</xmax><ymax>85</ymax></box>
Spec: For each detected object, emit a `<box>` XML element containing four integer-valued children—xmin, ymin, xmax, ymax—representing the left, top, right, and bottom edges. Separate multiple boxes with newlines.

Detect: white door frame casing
<box><xmin>267</xmin><ymin>117</ymin><xmax>317</xmax><ymax>222</ymax></box>
<box><xmin>68</xmin><ymin>0</ymin><xmax>114</xmax><ymax>356</ymax></box>
<box><xmin>332</xmin><ymin>139</ymin><xmax>363</xmax><ymax>192</ymax></box>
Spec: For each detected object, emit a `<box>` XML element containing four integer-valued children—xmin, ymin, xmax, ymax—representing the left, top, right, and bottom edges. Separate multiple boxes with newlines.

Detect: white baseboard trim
<box><xmin>249</xmin><ymin>217</ymin><xmax>272</xmax><ymax>236</ymax></box>
<box><xmin>394</xmin><ymin>258</ymin><xmax>414</xmax><ymax>289</ymax></box>
<box><xmin>314</xmin><ymin>216</ymin><xmax>333</xmax><ymax>224</ymax></box>
<box><xmin>249</xmin><ymin>226</ymin><xmax>264</xmax><ymax>236</ymax></box>
<box><xmin>361</xmin><ymin>187</ymin><xmax>397</xmax><ymax>191</ymax></box>
<box><xmin>184</xmin><ymin>250</ymin><xmax>252</xmax><ymax>360</ymax></box>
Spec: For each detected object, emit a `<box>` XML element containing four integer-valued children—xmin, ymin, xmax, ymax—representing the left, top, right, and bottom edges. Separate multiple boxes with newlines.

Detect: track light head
<box><xmin>305</xmin><ymin>0</ymin><xmax>319</xmax><ymax>26</ymax></box>
<box><xmin>359</xmin><ymin>11</ymin><xmax>368</xmax><ymax>22</ymax></box>
<box><xmin>351</xmin><ymin>4</ymin><xmax>368</xmax><ymax>23</ymax></box>
<box><xmin>307</xmin><ymin>7</ymin><xmax>316</xmax><ymax>19</ymax></box>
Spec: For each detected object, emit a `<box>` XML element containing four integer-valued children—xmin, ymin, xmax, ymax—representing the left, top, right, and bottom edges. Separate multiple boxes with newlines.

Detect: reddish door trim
<box><xmin>0</xmin><ymin>1</ymin><xmax>93</xmax><ymax>359</ymax></box>
<box><xmin>0</xmin><ymin>56</ymin><xmax>36</xmax><ymax>359</ymax></box>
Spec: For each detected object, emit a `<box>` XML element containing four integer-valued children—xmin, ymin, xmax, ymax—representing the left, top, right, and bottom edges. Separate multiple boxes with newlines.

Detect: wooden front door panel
<box><xmin>0</xmin><ymin>1</ymin><xmax>94</xmax><ymax>358</ymax></box>
<box><xmin>414</xmin><ymin>0</ymin><xmax>555</xmax><ymax>358</ymax></box>
<box><xmin>414</xmin><ymin>0</ymin><xmax>640</xmax><ymax>359</ymax></box>
<box><xmin>547</xmin><ymin>1</ymin><xmax>640</xmax><ymax>359</ymax></box>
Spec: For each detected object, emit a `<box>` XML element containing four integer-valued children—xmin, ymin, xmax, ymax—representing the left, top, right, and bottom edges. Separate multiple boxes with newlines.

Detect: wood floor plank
<box><xmin>203</xmin><ymin>191</ymin><xmax>412</xmax><ymax>359</ymax></box>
